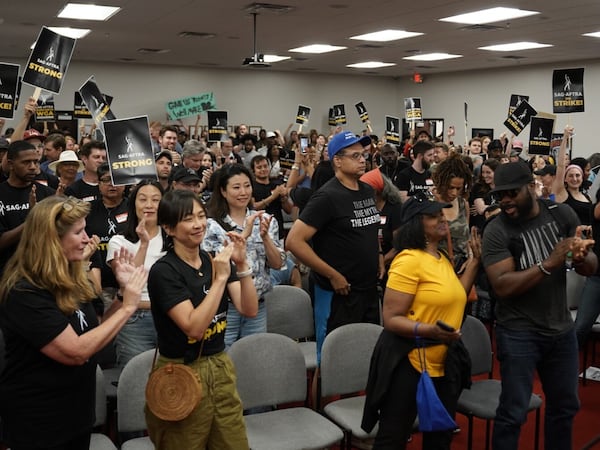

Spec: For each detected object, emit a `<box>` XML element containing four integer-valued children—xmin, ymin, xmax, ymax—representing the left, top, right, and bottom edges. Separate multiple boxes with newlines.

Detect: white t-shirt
<box><xmin>106</xmin><ymin>232</ymin><xmax>165</xmax><ymax>301</ymax></box>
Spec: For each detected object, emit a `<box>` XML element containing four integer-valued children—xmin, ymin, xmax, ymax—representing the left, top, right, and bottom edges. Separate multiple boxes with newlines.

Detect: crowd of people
<box><xmin>0</xmin><ymin>95</ymin><xmax>597</xmax><ymax>450</ymax></box>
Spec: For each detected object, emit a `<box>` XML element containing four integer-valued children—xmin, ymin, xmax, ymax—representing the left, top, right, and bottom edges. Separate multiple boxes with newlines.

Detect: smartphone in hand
<box><xmin>436</xmin><ymin>320</ymin><xmax>455</xmax><ymax>332</ymax></box>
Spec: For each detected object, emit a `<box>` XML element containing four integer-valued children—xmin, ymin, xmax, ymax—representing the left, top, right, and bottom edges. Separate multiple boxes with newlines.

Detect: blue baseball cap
<box><xmin>327</xmin><ymin>131</ymin><xmax>371</xmax><ymax>160</ymax></box>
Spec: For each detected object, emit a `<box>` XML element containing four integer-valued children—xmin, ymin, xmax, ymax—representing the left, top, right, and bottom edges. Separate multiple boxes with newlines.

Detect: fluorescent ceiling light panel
<box><xmin>583</xmin><ymin>32</ymin><xmax>600</xmax><ymax>38</ymax></box>
<box><xmin>263</xmin><ymin>54</ymin><xmax>291</xmax><ymax>63</ymax></box>
<box><xmin>58</xmin><ymin>3</ymin><xmax>121</xmax><ymax>21</ymax></box>
<box><xmin>48</xmin><ymin>27</ymin><xmax>91</xmax><ymax>39</ymax></box>
<box><xmin>403</xmin><ymin>53</ymin><xmax>462</xmax><ymax>61</ymax></box>
<box><xmin>289</xmin><ymin>44</ymin><xmax>347</xmax><ymax>54</ymax></box>
<box><xmin>350</xmin><ymin>29</ymin><xmax>423</xmax><ymax>42</ymax></box>
<box><xmin>478</xmin><ymin>41</ymin><xmax>552</xmax><ymax>51</ymax></box>
<box><xmin>347</xmin><ymin>61</ymin><xmax>396</xmax><ymax>69</ymax></box>
<box><xmin>439</xmin><ymin>7</ymin><xmax>539</xmax><ymax>25</ymax></box>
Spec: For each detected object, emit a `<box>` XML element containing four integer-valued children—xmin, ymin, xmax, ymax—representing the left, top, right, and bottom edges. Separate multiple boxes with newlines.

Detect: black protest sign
<box><xmin>0</xmin><ymin>63</ymin><xmax>20</xmax><ymax>119</ymax></box>
<box><xmin>355</xmin><ymin>102</ymin><xmax>369</xmax><ymax>123</ymax></box>
<box><xmin>207</xmin><ymin>111</ymin><xmax>228</xmax><ymax>142</ymax></box>
<box><xmin>79</xmin><ymin>76</ymin><xmax>116</xmax><ymax>126</ymax></box>
<box><xmin>333</xmin><ymin>104</ymin><xmax>346</xmax><ymax>125</ymax></box>
<box><xmin>404</xmin><ymin>97</ymin><xmax>422</xmax><ymax>122</ymax></box>
<box><xmin>553</xmin><ymin>68</ymin><xmax>584</xmax><ymax>113</ymax></box>
<box><xmin>35</xmin><ymin>92</ymin><xmax>55</xmax><ymax>122</ymax></box>
<box><xmin>23</xmin><ymin>27</ymin><xmax>76</xmax><ymax>94</ymax></box>
<box><xmin>385</xmin><ymin>116</ymin><xmax>400</xmax><ymax>144</ymax></box>
<box><xmin>103</xmin><ymin>116</ymin><xmax>157</xmax><ymax>186</ymax></box>
<box><xmin>528</xmin><ymin>117</ymin><xmax>554</xmax><ymax>155</ymax></box>
<box><xmin>295</xmin><ymin>105</ymin><xmax>311</xmax><ymax>125</ymax></box>
<box><xmin>328</xmin><ymin>108</ymin><xmax>336</xmax><ymax>127</ymax></box>
<box><xmin>74</xmin><ymin>91</ymin><xmax>91</xmax><ymax>118</ymax></box>
<box><xmin>507</xmin><ymin>94</ymin><xmax>529</xmax><ymax>117</ymax></box>
<box><xmin>504</xmin><ymin>100</ymin><xmax>537</xmax><ymax>136</ymax></box>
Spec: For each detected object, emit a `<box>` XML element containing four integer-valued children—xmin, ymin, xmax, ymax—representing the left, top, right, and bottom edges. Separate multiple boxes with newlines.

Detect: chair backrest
<box><xmin>265</xmin><ymin>285</ymin><xmax>314</xmax><ymax>340</ymax></box>
<box><xmin>229</xmin><ymin>333</ymin><xmax>307</xmax><ymax>410</ymax></box>
<box><xmin>117</xmin><ymin>349</ymin><xmax>154</xmax><ymax>433</ymax></box>
<box><xmin>95</xmin><ymin>365</ymin><xmax>107</xmax><ymax>427</ymax></box>
<box><xmin>460</xmin><ymin>315</ymin><xmax>493</xmax><ymax>376</ymax></box>
<box><xmin>320</xmin><ymin>322</ymin><xmax>383</xmax><ymax>397</ymax></box>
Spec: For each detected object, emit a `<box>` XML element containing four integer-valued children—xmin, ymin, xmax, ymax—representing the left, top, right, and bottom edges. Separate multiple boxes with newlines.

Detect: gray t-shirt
<box><xmin>482</xmin><ymin>201</ymin><xmax>579</xmax><ymax>334</ymax></box>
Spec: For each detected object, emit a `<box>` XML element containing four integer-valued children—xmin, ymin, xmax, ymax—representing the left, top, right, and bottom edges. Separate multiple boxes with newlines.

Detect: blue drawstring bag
<box><xmin>416</xmin><ymin>341</ymin><xmax>457</xmax><ymax>432</ymax></box>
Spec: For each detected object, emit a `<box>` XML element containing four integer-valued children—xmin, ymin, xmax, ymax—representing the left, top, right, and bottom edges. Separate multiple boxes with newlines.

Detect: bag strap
<box><xmin>445</xmin><ymin>228</ymin><xmax>454</xmax><ymax>261</ymax></box>
<box><xmin>149</xmin><ymin>253</ymin><xmax>215</xmax><ymax>373</ymax></box>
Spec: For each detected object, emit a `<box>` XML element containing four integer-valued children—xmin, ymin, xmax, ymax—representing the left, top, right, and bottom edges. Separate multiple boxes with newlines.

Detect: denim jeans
<box><xmin>115</xmin><ymin>310</ymin><xmax>157</xmax><ymax>368</ymax></box>
<box><xmin>224</xmin><ymin>300</ymin><xmax>267</xmax><ymax>348</ymax></box>
<box><xmin>574</xmin><ymin>275</ymin><xmax>600</xmax><ymax>348</ymax></box>
<box><xmin>492</xmin><ymin>325</ymin><xmax>580</xmax><ymax>450</ymax></box>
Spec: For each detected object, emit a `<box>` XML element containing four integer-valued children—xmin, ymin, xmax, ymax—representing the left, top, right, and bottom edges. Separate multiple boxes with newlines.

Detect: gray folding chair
<box><xmin>117</xmin><ymin>349</ymin><xmax>155</xmax><ymax>450</ymax></box>
<box><xmin>319</xmin><ymin>322</ymin><xmax>383</xmax><ymax>450</ymax></box>
<box><xmin>91</xmin><ymin>366</ymin><xmax>118</xmax><ymax>450</ymax></box>
<box><xmin>457</xmin><ymin>315</ymin><xmax>542</xmax><ymax>450</ymax></box>
<box><xmin>265</xmin><ymin>285</ymin><xmax>317</xmax><ymax>370</ymax></box>
<box><xmin>229</xmin><ymin>332</ymin><xmax>344</xmax><ymax>450</ymax></box>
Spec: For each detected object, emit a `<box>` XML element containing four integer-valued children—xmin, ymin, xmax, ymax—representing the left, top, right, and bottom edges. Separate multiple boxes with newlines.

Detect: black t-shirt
<box><xmin>396</xmin><ymin>165</ymin><xmax>433</xmax><ymax>197</ymax></box>
<box><xmin>0</xmin><ymin>281</ymin><xmax>98</xmax><ymax>447</ymax></box>
<box><xmin>253</xmin><ymin>179</ymin><xmax>285</xmax><ymax>239</ymax></box>
<box><xmin>0</xmin><ymin>181</ymin><xmax>55</xmax><ymax>274</ymax></box>
<box><xmin>379</xmin><ymin>200</ymin><xmax>402</xmax><ymax>256</ymax></box>
<box><xmin>86</xmin><ymin>198</ymin><xmax>129</xmax><ymax>288</ymax></box>
<box><xmin>148</xmin><ymin>250</ymin><xmax>238</xmax><ymax>358</ymax></box>
<box><xmin>299</xmin><ymin>177</ymin><xmax>380</xmax><ymax>290</ymax></box>
<box><xmin>64</xmin><ymin>178</ymin><xmax>99</xmax><ymax>202</ymax></box>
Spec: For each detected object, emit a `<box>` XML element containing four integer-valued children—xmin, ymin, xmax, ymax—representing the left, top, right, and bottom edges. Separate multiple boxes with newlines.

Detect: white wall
<box><xmin>7</xmin><ymin>58</ymin><xmax>600</xmax><ymax>157</ymax></box>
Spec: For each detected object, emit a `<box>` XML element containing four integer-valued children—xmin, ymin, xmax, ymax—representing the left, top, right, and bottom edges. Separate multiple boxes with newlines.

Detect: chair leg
<box><xmin>583</xmin><ymin>341</ymin><xmax>589</xmax><ymax>386</ymax></box>
<box><xmin>467</xmin><ymin>415</ymin><xmax>474</xmax><ymax>450</ymax></box>
<box><xmin>485</xmin><ymin>419</ymin><xmax>491</xmax><ymax>450</ymax></box>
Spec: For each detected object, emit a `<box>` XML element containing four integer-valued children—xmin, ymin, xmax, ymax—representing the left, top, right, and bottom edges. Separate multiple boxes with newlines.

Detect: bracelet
<box><xmin>291</xmin><ymin>165</ymin><xmax>300</xmax><ymax>171</ymax></box>
<box><xmin>536</xmin><ymin>261</ymin><xmax>551</xmax><ymax>276</ymax></box>
<box><xmin>413</xmin><ymin>321</ymin><xmax>421</xmax><ymax>337</ymax></box>
<box><xmin>236</xmin><ymin>268</ymin><xmax>253</xmax><ymax>278</ymax></box>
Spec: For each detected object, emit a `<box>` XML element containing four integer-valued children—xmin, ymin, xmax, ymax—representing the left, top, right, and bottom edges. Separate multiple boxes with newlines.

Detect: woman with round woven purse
<box><xmin>146</xmin><ymin>190</ymin><xmax>258</xmax><ymax>449</ymax></box>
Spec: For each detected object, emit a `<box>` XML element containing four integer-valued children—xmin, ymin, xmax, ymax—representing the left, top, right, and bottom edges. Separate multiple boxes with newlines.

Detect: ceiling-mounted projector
<box><xmin>242</xmin><ymin>13</ymin><xmax>270</xmax><ymax>68</ymax></box>
<box><xmin>243</xmin><ymin>53</ymin><xmax>270</xmax><ymax>67</ymax></box>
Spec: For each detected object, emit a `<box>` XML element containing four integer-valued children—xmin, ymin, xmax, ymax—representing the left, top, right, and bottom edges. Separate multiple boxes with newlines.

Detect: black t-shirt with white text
<box><xmin>396</xmin><ymin>166</ymin><xmax>433</xmax><ymax>197</ymax></box>
<box><xmin>64</xmin><ymin>178</ymin><xmax>99</xmax><ymax>202</ymax></box>
<box><xmin>299</xmin><ymin>177</ymin><xmax>380</xmax><ymax>290</ymax></box>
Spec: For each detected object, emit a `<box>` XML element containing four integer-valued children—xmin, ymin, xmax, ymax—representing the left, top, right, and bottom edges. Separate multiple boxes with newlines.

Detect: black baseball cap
<box><xmin>155</xmin><ymin>150</ymin><xmax>173</xmax><ymax>162</ymax></box>
<box><xmin>400</xmin><ymin>192</ymin><xmax>451</xmax><ymax>225</ymax></box>
<box><xmin>491</xmin><ymin>161</ymin><xmax>533</xmax><ymax>193</ymax></box>
<box><xmin>171</xmin><ymin>166</ymin><xmax>201</xmax><ymax>183</ymax></box>
<box><xmin>533</xmin><ymin>165</ymin><xmax>557</xmax><ymax>176</ymax></box>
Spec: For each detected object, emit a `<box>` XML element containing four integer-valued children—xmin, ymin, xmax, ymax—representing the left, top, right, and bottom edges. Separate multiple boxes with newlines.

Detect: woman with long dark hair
<box><xmin>203</xmin><ymin>164</ymin><xmax>285</xmax><ymax>347</ymax></box>
<box><xmin>106</xmin><ymin>179</ymin><xmax>165</xmax><ymax>366</ymax></box>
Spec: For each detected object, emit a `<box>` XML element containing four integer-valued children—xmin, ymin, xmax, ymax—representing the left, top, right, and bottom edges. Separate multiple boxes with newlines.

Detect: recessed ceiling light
<box><xmin>57</xmin><ymin>3</ymin><xmax>121</xmax><ymax>21</ymax></box>
<box><xmin>440</xmin><ymin>7</ymin><xmax>539</xmax><ymax>25</ymax></box>
<box><xmin>350</xmin><ymin>29</ymin><xmax>423</xmax><ymax>42</ymax></box>
<box><xmin>478</xmin><ymin>41</ymin><xmax>552</xmax><ymax>51</ymax></box>
<box><xmin>583</xmin><ymin>31</ymin><xmax>600</xmax><ymax>38</ymax></box>
<box><xmin>48</xmin><ymin>27</ymin><xmax>91</xmax><ymax>39</ymax></box>
<box><xmin>263</xmin><ymin>54</ymin><xmax>291</xmax><ymax>63</ymax></box>
<box><xmin>403</xmin><ymin>53</ymin><xmax>462</xmax><ymax>61</ymax></box>
<box><xmin>289</xmin><ymin>44</ymin><xmax>347</xmax><ymax>54</ymax></box>
<box><xmin>346</xmin><ymin>61</ymin><xmax>396</xmax><ymax>69</ymax></box>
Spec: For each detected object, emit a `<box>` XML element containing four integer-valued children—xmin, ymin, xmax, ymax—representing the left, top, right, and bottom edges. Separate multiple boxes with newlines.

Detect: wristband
<box><xmin>537</xmin><ymin>261</ymin><xmax>551</xmax><ymax>276</ymax></box>
<box><xmin>413</xmin><ymin>321</ymin><xmax>421</xmax><ymax>337</ymax></box>
<box><xmin>291</xmin><ymin>165</ymin><xmax>300</xmax><ymax>171</ymax></box>
<box><xmin>237</xmin><ymin>268</ymin><xmax>253</xmax><ymax>278</ymax></box>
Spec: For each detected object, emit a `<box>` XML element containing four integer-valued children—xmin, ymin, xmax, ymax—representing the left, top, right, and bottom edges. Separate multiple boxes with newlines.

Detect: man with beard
<box><xmin>65</xmin><ymin>140</ymin><xmax>106</xmax><ymax>202</ymax></box>
<box><xmin>155</xmin><ymin>150</ymin><xmax>172</xmax><ymax>191</ymax></box>
<box><xmin>0</xmin><ymin>140</ymin><xmax>55</xmax><ymax>274</ymax></box>
<box><xmin>396</xmin><ymin>140</ymin><xmax>435</xmax><ymax>203</ymax></box>
<box><xmin>159</xmin><ymin>125</ymin><xmax>181</xmax><ymax>166</ymax></box>
<box><xmin>378</xmin><ymin>143</ymin><xmax>409</xmax><ymax>189</ymax></box>
<box><xmin>482</xmin><ymin>161</ymin><xmax>597</xmax><ymax>450</ymax></box>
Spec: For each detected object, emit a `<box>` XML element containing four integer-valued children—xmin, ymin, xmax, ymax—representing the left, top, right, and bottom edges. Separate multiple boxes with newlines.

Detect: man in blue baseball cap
<box><xmin>287</xmin><ymin>130</ymin><xmax>383</xmax><ymax>366</ymax></box>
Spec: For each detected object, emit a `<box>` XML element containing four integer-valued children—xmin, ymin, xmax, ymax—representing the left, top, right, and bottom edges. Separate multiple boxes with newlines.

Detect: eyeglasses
<box><xmin>492</xmin><ymin>187</ymin><xmax>521</xmax><ymax>201</ymax></box>
<box><xmin>337</xmin><ymin>152</ymin><xmax>365</xmax><ymax>161</ymax></box>
<box><xmin>99</xmin><ymin>177</ymin><xmax>113</xmax><ymax>184</ymax></box>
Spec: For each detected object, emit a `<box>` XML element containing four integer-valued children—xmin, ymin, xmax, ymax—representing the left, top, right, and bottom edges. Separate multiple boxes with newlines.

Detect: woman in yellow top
<box><xmin>362</xmin><ymin>191</ymin><xmax>481</xmax><ymax>450</ymax></box>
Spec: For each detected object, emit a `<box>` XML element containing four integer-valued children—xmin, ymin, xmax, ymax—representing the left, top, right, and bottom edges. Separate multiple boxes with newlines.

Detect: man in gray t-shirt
<box><xmin>482</xmin><ymin>161</ymin><xmax>596</xmax><ymax>450</ymax></box>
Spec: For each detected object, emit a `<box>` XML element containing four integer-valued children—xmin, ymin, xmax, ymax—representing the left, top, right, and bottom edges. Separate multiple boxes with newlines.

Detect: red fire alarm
<box><xmin>412</xmin><ymin>73</ymin><xmax>423</xmax><ymax>83</ymax></box>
